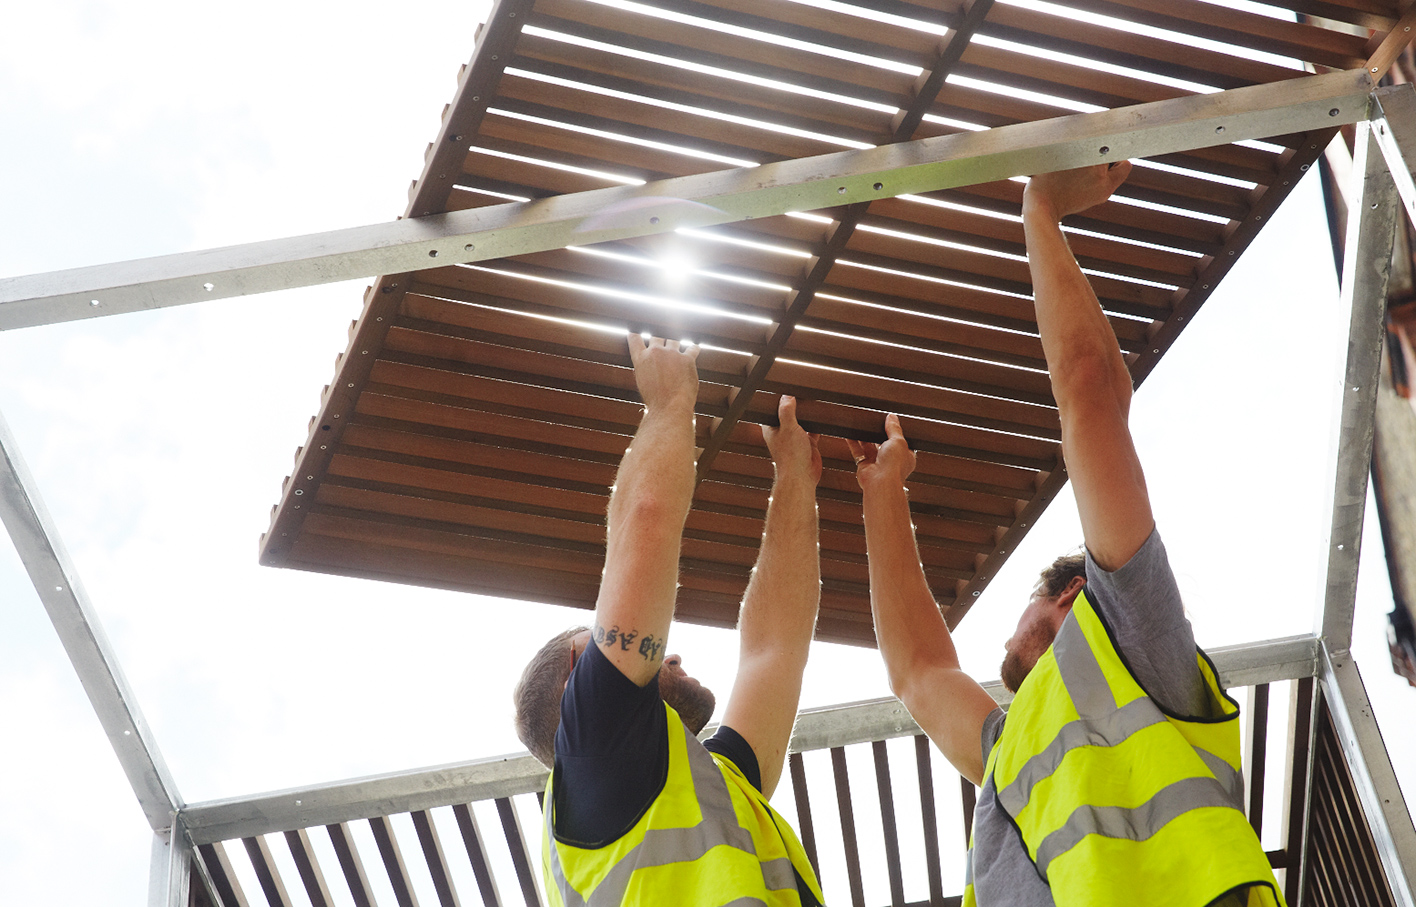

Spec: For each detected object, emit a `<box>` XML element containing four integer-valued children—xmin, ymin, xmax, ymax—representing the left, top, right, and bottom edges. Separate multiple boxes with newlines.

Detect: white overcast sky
<box><xmin>2</xmin><ymin>1</ymin><xmax>1413</xmax><ymax>905</ymax></box>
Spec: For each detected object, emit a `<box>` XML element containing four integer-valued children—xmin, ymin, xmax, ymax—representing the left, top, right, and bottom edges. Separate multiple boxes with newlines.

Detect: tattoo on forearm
<box><xmin>593</xmin><ymin>623</ymin><xmax>664</xmax><ymax>661</ymax></box>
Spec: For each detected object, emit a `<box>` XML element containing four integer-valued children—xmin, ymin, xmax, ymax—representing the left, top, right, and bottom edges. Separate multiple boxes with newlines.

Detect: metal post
<box><xmin>1317</xmin><ymin>121</ymin><xmax>1398</xmax><ymax>653</ymax></box>
<box><xmin>1307</xmin><ymin>114</ymin><xmax>1416</xmax><ymax>904</ymax></box>
<box><xmin>0</xmin><ymin>406</ymin><xmax>182</xmax><ymax>831</ymax></box>
<box><xmin>1372</xmin><ymin>84</ymin><xmax>1416</xmax><ymax>226</ymax></box>
<box><xmin>148</xmin><ymin>827</ymin><xmax>193</xmax><ymax>907</ymax></box>
<box><xmin>1320</xmin><ymin>647</ymin><xmax>1416</xmax><ymax>904</ymax></box>
<box><xmin>0</xmin><ymin>70</ymin><xmax>1375</xmax><ymax>331</ymax></box>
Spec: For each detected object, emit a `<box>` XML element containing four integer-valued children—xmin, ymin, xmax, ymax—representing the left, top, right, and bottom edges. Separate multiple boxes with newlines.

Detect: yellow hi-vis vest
<box><xmin>963</xmin><ymin>589</ymin><xmax>1284</xmax><ymax>907</ymax></box>
<box><xmin>543</xmin><ymin>703</ymin><xmax>826</xmax><ymax>907</ymax></box>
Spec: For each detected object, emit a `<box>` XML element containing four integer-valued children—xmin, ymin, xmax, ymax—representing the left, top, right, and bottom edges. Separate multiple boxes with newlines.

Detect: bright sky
<box><xmin>2</xmin><ymin>1</ymin><xmax>1413</xmax><ymax>905</ymax></box>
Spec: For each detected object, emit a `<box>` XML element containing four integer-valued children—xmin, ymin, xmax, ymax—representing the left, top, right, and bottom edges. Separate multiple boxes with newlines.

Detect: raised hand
<box><xmin>846</xmin><ymin>413</ymin><xmax>916</xmax><ymax>491</ymax></box>
<box><xmin>761</xmin><ymin>395</ymin><xmax>822</xmax><ymax>486</ymax></box>
<box><xmin>627</xmin><ymin>333</ymin><xmax>699</xmax><ymax>413</ymax></box>
<box><xmin>1023</xmin><ymin>161</ymin><xmax>1133</xmax><ymax>223</ymax></box>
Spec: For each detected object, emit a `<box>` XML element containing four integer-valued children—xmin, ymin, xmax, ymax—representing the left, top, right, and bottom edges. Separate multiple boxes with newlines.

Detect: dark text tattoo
<box><xmin>594</xmin><ymin>625</ymin><xmax>664</xmax><ymax>661</ymax></box>
<box><xmin>593</xmin><ymin>624</ymin><xmax>640</xmax><ymax>652</ymax></box>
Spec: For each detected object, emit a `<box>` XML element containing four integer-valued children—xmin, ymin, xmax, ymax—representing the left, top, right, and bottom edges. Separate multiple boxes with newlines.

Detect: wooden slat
<box><xmin>198</xmin><ymin>843</ymin><xmax>252</xmax><ymax>907</ymax></box>
<box><xmin>789</xmin><ymin>753</ymin><xmax>822</xmax><ymax>878</ymax></box>
<box><xmin>453</xmin><ymin>803</ymin><xmax>505</xmax><ymax>907</ymax></box>
<box><xmin>960</xmin><ymin>776</ymin><xmax>978</xmax><ymax>844</ymax></box>
<box><xmin>831</xmin><ymin>746</ymin><xmax>867</xmax><ymax>907</ymax></box>
<box><xmin>495</xmin><ymin>797</ymin><xmax>542</xmax><ymax>907</ymax></box>
<box><xmin>915</xmin><ymin>735</ymin><xmax>946</xmax><ymax>907</ymax></box>
<box><xmin>327</xmin><ymin>823</ymin><xmax>378</xmax><ymax>907</ymax></box>
<box><xmin>507</xmin><ymin>45</ymin><xmax>893</xmax><ymax>145</ymax></box>
<box><xmin>873</xmin><ymin>740</ymin><xmax>907</xmax><ymax>907</ymax></box>
<box><xmin>1284</xmin><ymin>678</ymin><xmax>1315</xmax><ymax>907</ymax></box>
<box><xmin>1060</xmin><ymin>0</ymin><xmax>1370</xmax><ymax>69</ymax></box>
<box><xmin>412</xmin><ymin>811</ymin><xmax>463</xmax><ymax>907</ymax></box>
<box><xmin>979</xmin><ymin>2</ymin><xmax>1297</xmax><ymax>90</ymax></box>
<box><xmin>1247</xmin><ymin>683</ymin><xmax>1271</xmax><ymax>837</ymax></box>
<box><xmin>284</xmin><ymin>829</ymin><xmax>336</xmax><ymax>907</ymax></box>
<box><xmin>369</xmin><ymin>816</ymin><xmax>422</xmax><ymax>907</ymax></box>
<box><xmin>243</xmin><ymin>836</ymin><xmax>294</xmax><ymax>907</ymax></box>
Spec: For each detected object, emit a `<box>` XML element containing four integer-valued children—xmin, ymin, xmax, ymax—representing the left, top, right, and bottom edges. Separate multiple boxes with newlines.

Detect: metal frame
<box><xmin>5</xmin><ymin>68</ymin><xmax>1416</xmax><ymax>907</ymax></box>
<box><xmin>0</xmin><ymin>69</ymin><xmax>1375</xmax><ymax>331</ymax></box>
<box><xmin>1300</xmin><ymin>106</ymin><xmax>1416</xmax><ymax>905</ymax></box>
<box><xmin>173</xmin><ymin>633</ymin><xmax>1319</xmax><ymax>847</ymax></box>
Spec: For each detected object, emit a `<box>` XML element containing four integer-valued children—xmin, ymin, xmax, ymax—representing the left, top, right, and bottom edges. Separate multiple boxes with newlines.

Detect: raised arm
<box><xmin>1023</xmin><ymin>163</ymin><xmax>1154</xmax><ymax>571</ymax></box>
<box><xmin>719</xmin><ymin>396</ymin><xmax>822</xmax><ymax>797</ymax></box>
<box><xmin>848</xmin><ymin>416</ymin><xmax>999</xmax><ymax>786</ymax></box>
<box><xmin>592</xmin><ymin>333</ymin><xmax>700</xmax><ymax>686</ymax></box>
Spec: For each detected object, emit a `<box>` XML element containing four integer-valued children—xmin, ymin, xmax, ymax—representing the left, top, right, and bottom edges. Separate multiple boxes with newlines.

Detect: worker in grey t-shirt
<box><xmin>847</xmin><ymin>162</ymin><xmax>1280</xmax><ymax>906</ymax></box>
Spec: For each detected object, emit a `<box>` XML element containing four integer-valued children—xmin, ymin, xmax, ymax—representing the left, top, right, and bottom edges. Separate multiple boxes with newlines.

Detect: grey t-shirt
<box><xmin>969</xmin><ymin>528</ymin><xmax>1214</xmax><ymax>905</ymax></box>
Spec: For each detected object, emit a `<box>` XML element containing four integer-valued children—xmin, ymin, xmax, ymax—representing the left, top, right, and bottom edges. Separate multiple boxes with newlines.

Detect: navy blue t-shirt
<box><xmin>550</xmin><ymin>643</ymin><xmax>822</xmax><ymax>905</ymax></box>
<box><xmin>551</xmin><ymin>641</ymin><xmax>761</xmax><ymax>846</ymax></box>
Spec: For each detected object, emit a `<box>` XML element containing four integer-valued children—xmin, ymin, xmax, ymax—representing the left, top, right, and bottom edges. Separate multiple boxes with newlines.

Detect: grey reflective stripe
<box><xmin>547</xmin><ymin>717</ymin><xmax>780</xmax><ymax>906</ymax></box>
<box><xmin>1197</xmin><ymin>747</ymin><xmax>1245</xmax><ymax>809</ymax></box>
<box><xmin>1051</xmin><ymin>612</ymin><xmax>1115</xmax><ymax>718</ymax></box>
<box><xmin>1033</xmin><ymin>776</ymin><xmax>1241</xmax><ymax>880</ymax></box>
<box><xmin>995</xmin><ymin>697</ymin><xmax>1167</xmax><ymax>815</ymax></box>
<box><xmin>964</xmin><ymin>847</ymin><xmax>974</xmax><ymax>887</ymax></box>
<box><xmin>760</xmin><ymin>857</ymin><xmax>799</xmax><ymax>892</ymax></box>
<box><xmin>546</xmin><ymin>799</ymin><xmax>587</xmax><ymax>907</ymax></box>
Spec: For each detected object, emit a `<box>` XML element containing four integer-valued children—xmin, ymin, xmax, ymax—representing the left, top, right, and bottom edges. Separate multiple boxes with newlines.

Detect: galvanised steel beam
<box><xmin>0</xmin><ymin>407</ymin><xmax>182</xmax><ymax>832</ymax></box>
<box><xmin>1372</xmin><ymin>84</ymin><xmax>1416</xmax><ymax>226</ymax></box>
<box><xmin>1318</xmin><ymin>121</ymin><xmax>1399</xmax><ymax>654</ymax></box>
<box><xmin>1320</xmin><ymin>645</ymin><xmax>1416</xmax><ymax>904</ymax></box>
<box><xmin>0</xmin><ymin>69</ymin><xmax>1376</xmax><ymax>331</ymax></box>
<box><xmin>148</xmin><ymin>827</ymin><xmax>192</xmax><ymax>907</ymax></box>
<box><xmin>179</xmin><ymin>634</ymin><xmax>1320</xmax><ymax>845</ymax></box>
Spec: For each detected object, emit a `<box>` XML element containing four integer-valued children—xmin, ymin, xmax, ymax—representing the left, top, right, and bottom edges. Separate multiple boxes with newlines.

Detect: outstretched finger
<box><xmin>884</xmin><ymin>413</ymin><xmax>906</xmax><ymax>442</ymax></box>
<box><xmin>684</xmin><ymin>340</ymin><xmax>701</xmax><ymax>360</ymax></box>
<box><xmin>627</xmin><ymin>331</ymin><xmax>646</xmax><ymax>358</ymax></box>
<box><xmin>1106</xmin><ymin>159</ymin><xmax>1133</xmax><ymax>192</ymax></box>
<box><xmin>845</xmin><ymin>437</ymin><xmax>868</xmax><ymax>464</ymax></box>
<box><xmin>777</xmin><ymin>395</ymin><xmax>799</xmax><ymax>431</ymax></box>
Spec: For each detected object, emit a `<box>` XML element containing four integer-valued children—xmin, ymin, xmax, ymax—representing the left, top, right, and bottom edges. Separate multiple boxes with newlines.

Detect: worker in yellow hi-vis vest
<box><xmin>848</xmin><ymin>163</ymin><xmax>1284</xmax><ymax>907</ymax></box>
<box><xmin>514</xmin><ymin>333</ymin><xmax>827</xmax><ymax>906</ymax></box>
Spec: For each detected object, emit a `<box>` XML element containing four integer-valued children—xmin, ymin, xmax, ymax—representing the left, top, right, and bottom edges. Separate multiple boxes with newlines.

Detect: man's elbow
<box><xmin>612</xmin><ymin>491</ymin><xmax>690</xmax><ymax>532</ymax></box>
<box><xmin>1051</xmin><ymin>351</ymin><xmax>1132</xmax><ymax>412</ymax></box>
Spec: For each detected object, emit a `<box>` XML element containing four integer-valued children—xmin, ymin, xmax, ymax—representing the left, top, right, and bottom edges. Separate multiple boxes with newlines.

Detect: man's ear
<box><xmin>1057</xmin><ymin>574</ymin><xmax>1086</xmax><ymax>610</ymax></box>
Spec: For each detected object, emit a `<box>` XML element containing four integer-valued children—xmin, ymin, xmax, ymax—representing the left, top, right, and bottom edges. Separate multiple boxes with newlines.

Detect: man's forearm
<box><xmin>861</xmin><ymin>482</ymin><xmax>962</xmax><ymax>694</ymax></box>
<box><xmin>738</xmin><ymin>473</ymin><xmax>820</xmax><ymax>659</ymax></box>
<box><xmin>1022</xmin><ymin>195</ymin><xmax>1133</xmax><ymax>414</ymax></box>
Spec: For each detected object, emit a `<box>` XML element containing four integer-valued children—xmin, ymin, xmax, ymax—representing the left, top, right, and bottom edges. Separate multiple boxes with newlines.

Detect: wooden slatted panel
<box><xmin>260</xmin><ymin>0</ymin><xmax>1411</xmax><ymax>644</ymax></box>
<box><xmin>1303</xmin><ymin>698</ymin><xmax>1400</xmax><ymax>907</ymax></box>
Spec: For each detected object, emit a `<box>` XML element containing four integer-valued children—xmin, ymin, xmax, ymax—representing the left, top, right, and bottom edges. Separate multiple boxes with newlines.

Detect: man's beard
<box><xmin>1000</xmin><ymin>619</ymin><xmax>1058</xmax><ymax>693</ymax></box>
<box><xmin>660</xmin><ymin>671</ymin><xmax>716</xmax><ymax>734</ymax></box>
<box><xmin>1000</xmin><ymin>650</ymin><xmax>1033</xmax><ymax>694</ymax></box>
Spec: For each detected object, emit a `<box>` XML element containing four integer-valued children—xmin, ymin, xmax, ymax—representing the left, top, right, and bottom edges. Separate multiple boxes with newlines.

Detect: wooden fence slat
<box><xmin>831</xmin><ymin>746</ymin><xmax>866</xmax><ymax>907</ymax></box>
